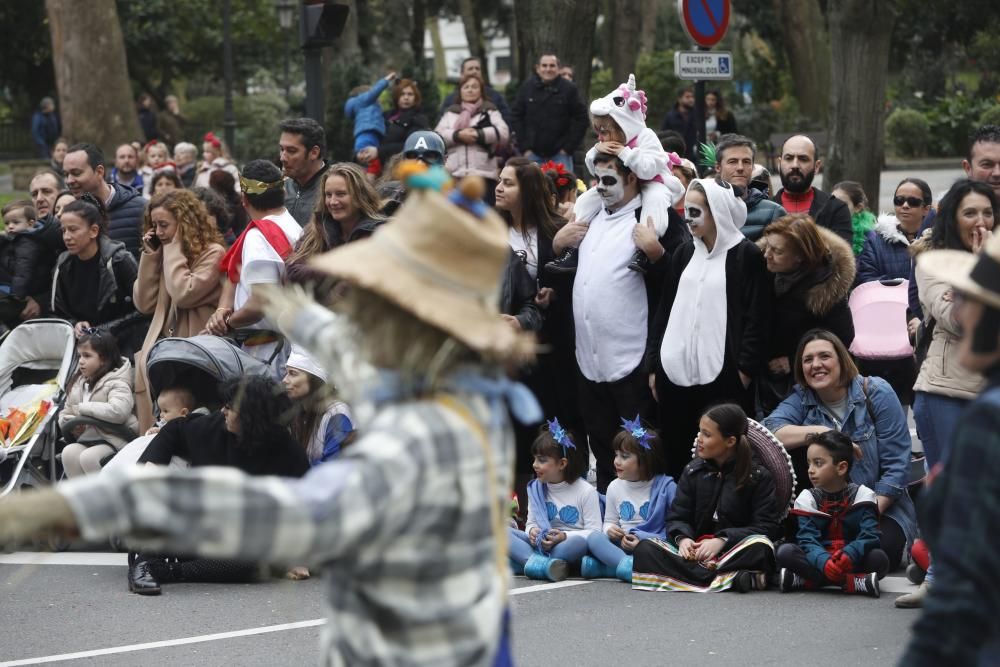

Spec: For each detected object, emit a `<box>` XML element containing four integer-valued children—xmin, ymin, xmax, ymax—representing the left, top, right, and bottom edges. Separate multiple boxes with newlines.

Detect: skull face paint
<box><xmin>594</xmin><ymin>165</ymin><xmax>626</xmax><ymax>208</ymax></box>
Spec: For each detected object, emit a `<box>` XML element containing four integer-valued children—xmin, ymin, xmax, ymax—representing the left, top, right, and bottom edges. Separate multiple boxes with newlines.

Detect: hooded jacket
<box><xmin>856</xmin><ymin>213</ymin><xmax>914</xmax><ymax>287</ymax></box>
<box><xmin>0</xmin><ymin>222</ymin><xmax>50</xmax><ymax>302</ymax></box>
<box><xmin>106</xmin><ymin>182</ymin><xmax>147</xmax><ymax>257</ymax></box>
<box><xmin>511</xmin><ymin>74</ymin><xmax>588</xmax><ymax>157</ymax></box>
<box><xmin>652</xmin><ymin>179</ymin><xmax>770</xmax><ymax>386</ymax></box>
<box><xmin>758</xmin><ymin>226</ymin><xmax>856</xmax><ymax>362</ymax></box>
<box><xmin>344</xmin><ymin>77</ymin><xmax>390</xmax><ymax>139</ymax></box>
<box><xmin>911</xmin><ymin>232</ymin><xmax>984</xmax><ymax>400</ymax></box>
<box><xmin>741</xmin><ymin>188</ymin><xmax>787</xmax><ymax>242</ymax></box>
<box><xmin>668</xmin><ymin>455</ymin><xmax>782</xmax><ymax>551</ymax></box>
<box><xmin>58</xmin><ymin>358</ymin><xmax>139</xmax><ymax>450</ymax></box>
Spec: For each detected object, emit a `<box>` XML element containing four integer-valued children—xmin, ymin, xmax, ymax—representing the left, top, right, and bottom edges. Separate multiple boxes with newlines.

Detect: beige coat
<box><xmin>58</xmin><ymin>358</ymin><xmax>139</xmax><ymax>450</ymax></box>
<box><xmin>912</xmin><ymin>232</ymin><xmax>984</xmax><ymax>400</ymax></box>
<box><xmin>133</xmin><ymin>241</ymin><xmax>225</xmax><ymax>431</ymax></box>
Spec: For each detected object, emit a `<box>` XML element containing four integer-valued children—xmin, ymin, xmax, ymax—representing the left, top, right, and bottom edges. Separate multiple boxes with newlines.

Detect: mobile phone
<box><xmin>148</xmin><ymin>234</ymin><xmax>161</xmax><ymax>250</ymax></box>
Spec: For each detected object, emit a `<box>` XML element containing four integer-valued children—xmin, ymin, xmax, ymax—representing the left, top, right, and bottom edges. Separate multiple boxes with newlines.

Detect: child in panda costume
<box><xmin>546</xmin><ymin>74</ymin><xmax>684</xmax><ymax>275</ymax></box>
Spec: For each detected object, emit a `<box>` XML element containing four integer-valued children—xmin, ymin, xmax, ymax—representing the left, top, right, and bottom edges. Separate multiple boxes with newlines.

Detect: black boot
<box><xmin>545</xmin><ymin>246</ymin><xmax>579</xmax><ymax>274</ymax></box>
<box><xmin>127</xmin><ymin>552</ymin><xmax>162</xmax><ymax>595</ymax></box>
<box><xmin>627</xmin><ymin>249</ymin><xmax>651</xmax><ymax>274</ymax></box>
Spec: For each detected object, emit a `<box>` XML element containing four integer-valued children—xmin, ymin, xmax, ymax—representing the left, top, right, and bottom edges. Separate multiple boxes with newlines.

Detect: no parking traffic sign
<box><xmin>678</xmin><ymin>0</ymin><xmax>730</xmax><ymax>48</ymax></box>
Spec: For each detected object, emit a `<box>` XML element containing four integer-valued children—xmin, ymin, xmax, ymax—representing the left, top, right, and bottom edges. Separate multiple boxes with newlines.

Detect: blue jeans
<box><xmin>586</xmin><ymin>531</ymin><xmax>628</xmax><ymax>568</ymax></box>
<box><xmin>509</xmin><ymin>529</ymin><xmax>588</xmax><ymax>566</ymax></box>
<box><xmin>527</xmin><ymin>151</ymin><xmax>573</xmax><ymax>173</ymax></box>
<box><xmin>913</xmin><ymin>391</ymin><xmax>968</xmax><ymax>468</ymax></box>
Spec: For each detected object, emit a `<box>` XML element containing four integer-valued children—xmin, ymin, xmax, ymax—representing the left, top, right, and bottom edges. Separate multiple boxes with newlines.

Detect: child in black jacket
<box><xmin>0</xmin><ymin>200</ymin><xmax>49</xmax><ymax>328</ymax></box>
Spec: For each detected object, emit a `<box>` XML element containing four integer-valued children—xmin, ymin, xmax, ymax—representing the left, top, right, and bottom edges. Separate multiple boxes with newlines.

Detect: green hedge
<box><xmin>885</xmin><ymin>108</ymin><xmax>930</xmax><ymax>158</ymax></box>
<box><xmin>184</xmin><ymin>92</ymin><xmax>290</xmax><ymax>165</ymax></box>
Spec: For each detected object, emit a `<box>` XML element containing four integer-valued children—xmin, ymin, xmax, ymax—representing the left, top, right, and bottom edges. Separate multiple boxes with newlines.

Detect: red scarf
<box><xmin>219</xmin><ymin>219</ymin><xmax>293</xmax><ymax>284</ymax></box>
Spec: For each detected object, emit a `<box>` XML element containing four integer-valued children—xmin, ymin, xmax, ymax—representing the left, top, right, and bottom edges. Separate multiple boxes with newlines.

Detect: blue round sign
<box><xmin>679</xmin><ymin>0</ymin><xmax>730</xmax><ymax>48</ymax></box>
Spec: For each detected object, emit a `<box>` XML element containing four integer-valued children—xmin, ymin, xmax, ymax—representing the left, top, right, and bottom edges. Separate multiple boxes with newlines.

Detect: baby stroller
<box><xmin>145</xmin><ymin>335</ymin><xmax>271</xmax><ymax>415</ymax></box>
<box><xmin>0</xmin><ymin>319</ymin><xmax>77</xmax><ymax>497</ymax></box>
<box><xmin>849</xmin><ymin>279</ymin><xmax>912</xmax><ymax>361</ymax></box>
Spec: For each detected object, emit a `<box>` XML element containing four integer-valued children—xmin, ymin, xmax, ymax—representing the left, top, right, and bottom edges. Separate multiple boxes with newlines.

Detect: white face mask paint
<box><xmin>594</xmin><ymin>166</ymin><xmax>625</xmax><ymax>207</ymax></box>
<box><xmin>685</xmin><ymin>204</ymin><xmax>705</xmax><ymax>228</ymax></box>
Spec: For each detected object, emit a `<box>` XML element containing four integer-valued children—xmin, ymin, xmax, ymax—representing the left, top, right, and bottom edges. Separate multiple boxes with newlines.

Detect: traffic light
<box><xmin>300</xmin><ymin>1</ymin><xmax>349</xmax><ymax>49</ymax></box>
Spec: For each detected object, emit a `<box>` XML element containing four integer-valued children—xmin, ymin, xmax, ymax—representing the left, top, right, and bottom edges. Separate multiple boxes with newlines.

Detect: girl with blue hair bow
<box><xmin>509</xmin><ymin>419</ymin><xmax>602</xmax><ymax>581</ymax></box>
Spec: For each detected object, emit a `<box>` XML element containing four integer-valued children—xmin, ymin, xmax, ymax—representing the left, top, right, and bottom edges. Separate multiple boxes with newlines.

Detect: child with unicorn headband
<box><xmin>508</xmin><ymin>419</ymin><xmax>602</xmax><ymax>582</ymax></box>
<box><xmin>546</xmin><ymin>73</ymin><xmax>685</xmax><ymax>275</ymax></box>
<box><xmin>582</xmin><ymin>416</ymin><xmax>677</xmax><ymax>583</ymax></box>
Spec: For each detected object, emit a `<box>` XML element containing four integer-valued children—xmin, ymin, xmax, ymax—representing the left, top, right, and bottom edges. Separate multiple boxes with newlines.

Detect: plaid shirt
<box><xmin>901</xmin><ymin>369</ymin><xmax>1000</xmax><ymax>665</ymax></box>
<box><xmin>58</xmin><ymin>394</ymin><xmax>514</xmax><ymax>667</ymax></box>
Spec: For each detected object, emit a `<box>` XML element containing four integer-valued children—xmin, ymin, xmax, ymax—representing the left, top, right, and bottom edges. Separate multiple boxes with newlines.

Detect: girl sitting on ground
<box><xmin>58</xmin><ymin>331</ymin><xmax>139</xmax><ymax>478</ymax></box>
<box><xmin>283</xmin><ymin>346</ymin><xmax>355</xmax><ymax>465</ymax></box>
<box><xmin>508</xmin><ymin>419</ymin><xmax>601</xmax><ymax>582</ymax></box>
<box><xmin>583</xmin><ymin>416</ymin><xmax>676</xmax><ymax>583</ymax></box>
<box><xmin>632</xmin><ymin>403</ymin><xmax>781</xmax><ymax>593</ymax></box>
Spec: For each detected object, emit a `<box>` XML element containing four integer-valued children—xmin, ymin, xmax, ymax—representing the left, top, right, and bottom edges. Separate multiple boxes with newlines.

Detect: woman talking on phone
<box><xmin>133</xmin><ymin>190</ymin><xmax>226</xmax><ymax>432</ymax></box>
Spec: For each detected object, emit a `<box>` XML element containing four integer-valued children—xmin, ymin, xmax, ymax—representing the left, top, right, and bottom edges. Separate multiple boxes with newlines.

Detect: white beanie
<box><xmin>589</xmin><ymin>73</ymin><xmax>648</xmax><ymax>144</ymax></box>
<box><xmin>286</xmin><ymin>346</ymin><xmax>328</xmax><ymax>383</ymax></box>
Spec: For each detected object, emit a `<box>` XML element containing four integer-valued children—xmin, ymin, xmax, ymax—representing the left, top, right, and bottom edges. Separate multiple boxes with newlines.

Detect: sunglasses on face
<box><xmin>894</xmin><ymin>195</ymin><xmax>925</xmax><ymax>208</ymax></box>
<box><xmin>81</xmin><ymin>327</ymin><xmax>101</xmax><ymax>336</ymax></box>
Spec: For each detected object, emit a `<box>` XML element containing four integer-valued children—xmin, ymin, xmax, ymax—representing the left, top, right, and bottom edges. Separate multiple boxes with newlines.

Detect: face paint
<box><xmin>594</xmin><ymin>165</ymin><xmax>625</xmax><ymax>207</ymax></box>
<box><xmin>685</xmin><ymin>204</ymin><xmax>705</xmax><ymax>228</ymax></box>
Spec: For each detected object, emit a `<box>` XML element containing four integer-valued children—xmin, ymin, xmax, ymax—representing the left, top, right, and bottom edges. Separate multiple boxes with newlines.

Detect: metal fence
<box><xmin>0</xmin><ymin>121</ymin><xmax>36</xmax><ymax>160</ymax></box>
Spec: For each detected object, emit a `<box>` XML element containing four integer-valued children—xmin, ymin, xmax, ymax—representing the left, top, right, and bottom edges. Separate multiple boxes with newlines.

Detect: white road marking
<box><xmin>0</xmin><ymin>573</ymin><xmax>588</xmax><ymax>665</ymax></box>
<box><xmin>0</xmin><ymin>619</ymin><xmax>326</xmax><ymax>666</ymax></box>
<box><xmin>0</xmin><ymin>552</ymin><xmax>126</xmax><ymax>566</ymax></box>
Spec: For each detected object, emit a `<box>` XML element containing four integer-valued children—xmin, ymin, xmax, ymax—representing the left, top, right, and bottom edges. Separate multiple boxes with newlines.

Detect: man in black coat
<box><xmin>511</xmin><ymin>54</ymin><xmax>588</xmax><ymax>172</ymax></box>
<box><xmin>772</xmin><ymin>135</ymin><xmax>852</xmax><ymax>247</ymax></box>
<box><xmin>659</xmin><ymin>87</ymin><xmax>697</xmax><ymax>161</ymax></box>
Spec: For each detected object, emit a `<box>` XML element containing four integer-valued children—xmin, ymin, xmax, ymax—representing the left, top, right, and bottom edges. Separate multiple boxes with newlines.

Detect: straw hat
<box><xmin>918</xmin><ymin>232</ymin><xmax>1000</xmax><ymax>311</ymax></box>
<box><xmin>308</xmin><ymin>175</ymin><xmax>531</xmax><ymax>360</ymax></box>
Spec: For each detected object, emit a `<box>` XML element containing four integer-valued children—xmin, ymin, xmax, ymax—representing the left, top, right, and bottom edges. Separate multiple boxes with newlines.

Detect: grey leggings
<box><xmin>62</xmin><ymin>443</ymin><xmax>116</xmax><ymax>478</ymax></box>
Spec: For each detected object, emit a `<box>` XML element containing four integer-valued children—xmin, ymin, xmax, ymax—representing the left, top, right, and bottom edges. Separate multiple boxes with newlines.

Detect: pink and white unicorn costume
<box><xmin>574</xmin><ymin>74</ymin><xmax>684</xmax><ymax>238</ymax></box>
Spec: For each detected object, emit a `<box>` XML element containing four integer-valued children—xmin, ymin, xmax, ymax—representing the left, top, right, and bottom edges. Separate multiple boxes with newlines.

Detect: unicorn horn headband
<box><xmin>547</xmin><ymin>418</ymin><xmax>575</xmax><ymax>456</ymax></box>
<box><xmin>621</xmin><ymin>415</ymin><xmax>653</xmax><ymax>450</ymax></box>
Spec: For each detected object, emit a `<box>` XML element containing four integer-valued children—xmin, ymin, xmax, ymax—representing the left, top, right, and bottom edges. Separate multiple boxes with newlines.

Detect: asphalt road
<box><xmin>0</xmin><ymin>553</ymin><xmax>920</xmax><ymax>666</ymax></box>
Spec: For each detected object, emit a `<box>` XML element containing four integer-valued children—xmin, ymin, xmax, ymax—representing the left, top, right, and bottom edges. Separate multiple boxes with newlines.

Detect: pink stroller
<box><xmin>848</xmin><ymin>279</ymin><xmax>912</xmax><ymax>360</ymax></box>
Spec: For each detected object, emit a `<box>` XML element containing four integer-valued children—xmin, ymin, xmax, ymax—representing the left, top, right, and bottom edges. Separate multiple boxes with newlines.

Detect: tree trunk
<box><xmin>514</xmin><ymin>0</ymin><xmax>600</xmax><ymax>100</ymax></box>
<box><xmin>825</xmin><ymin>0</ymin><xmax>897</xmax><ymax>208</ymax></box>
<box><xmin>427</xmin><ymin>17</ymin><xmax>448</xmax><ymax>81</ymax></box>
<box><xmin>458</xmin><ymin>0</ymin><xmax>488</xmax><ymax>83</ymax></box>
<box><xmin>639</xmin><ymin>0</ymin><xmax>660</xmax><ymax>55</ymax></box>
<box><xmin>46</xmin><ymin>0</ymin><xmax>141</xmax><ymax>154</ymax></box>
<box><xmin>410</xmin><ymin>0</ymin><xmax>426</xmax><ymax>73</ymax></box>
<box><xmin>773</xmin><ymin>0</ymin><xmax>831</xmax><ymax>123</ymax></box>
<box><xmin>611</xmin><ymin>0</ymin><xmax>643</xmax><ymax>82</ymax></box>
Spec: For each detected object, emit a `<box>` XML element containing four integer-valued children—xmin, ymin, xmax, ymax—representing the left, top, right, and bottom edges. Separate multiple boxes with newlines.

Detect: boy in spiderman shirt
<box><xmin>775</xmin><ymin>430</ymin><xmax>887</xmax><ymax>597</ymax></box>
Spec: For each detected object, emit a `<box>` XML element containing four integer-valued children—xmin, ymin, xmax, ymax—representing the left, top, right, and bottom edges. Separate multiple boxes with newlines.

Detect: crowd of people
<box><xmin>3</xmin><ymin>52</ymin><xmax>1000</xmax><ymax>665</ymax></box>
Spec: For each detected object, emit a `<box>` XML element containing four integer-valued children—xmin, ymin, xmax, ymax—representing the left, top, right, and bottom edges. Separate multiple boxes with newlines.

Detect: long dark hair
<box><xmin>286</xmin><ymin>372</ymin><xmax>332</xmax><ymax>458</ymax></box>
<box><xmin>703</xmin><ymin>403</ymin><xmax>752</xmax><ymax>489</ymax></box>
<box><xmin>498</xmin><ymin>157</ymin><xmax>561</xmax><ymax>241</ymax></box>
<box><xmin>68</xmin><ymin>331</ymin><xmax>122</xmax><ymax>394</ymax></box>
<box><xmin>219</xmin><ymin>376</ymin><xmax>293</xmax><ymax>452</ymax></box>
<box><xmin>932</xmin><ymin>179</ymin><xmax>998</xmax><ymax>251</ymax></box>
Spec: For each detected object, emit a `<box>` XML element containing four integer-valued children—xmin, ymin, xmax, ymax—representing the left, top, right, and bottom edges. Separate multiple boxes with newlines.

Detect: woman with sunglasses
<box><xmin>647</xmin><ymin>178</ymin><xmax>771</xmax><ymax>479</ymax></box>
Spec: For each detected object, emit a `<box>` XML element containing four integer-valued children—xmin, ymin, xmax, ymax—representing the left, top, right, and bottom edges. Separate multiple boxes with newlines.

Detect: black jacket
<box><xmin>646</xmin><ymin>238</ymin><xmax>772</xmax><ymax>378</ymax></box>
<box><xmin>286</xmin><ymin>216</ymin><xmax>385</xmax><ymax>288</ymax></box>
<box><xmin>0</xmin><ymin>224</ymin><xmax>50</xmax><ymax>302</ymax></box>
<box><xmin>500</xmin><ymin>250</ymin><xmax>542</xmax><ymax>332</ymax></box>
<box><xmin>741</xmin><ymin>188</ymin><xmax>787</xmax><ymax>242</ymax></box>
<box><xmin>667</xmin><ymin>455</ymin><xmax>782</xmax><ymax>550</ymax></box>
<box><xmin>106</xmin><ymin>182</ymin><xmax>148</xmax><ymax>258</ymax></box>
<box><xmin>378</xmin><ymin>108</ymin><xmax>430</xmax><ymax>164</ymax></box>
<box><xmin>660</xmin><ymin>106</ymin><xmax>697</xmax><ymax>161</ymax></box>
<box><xmin>511</xmin><ymin>74</ymin><xmax>588</xmax><ymax>157</ymax></box>
<box><xmin>773</xmin><ymin>187</ymin><xmax>853</xmax><ymax>248</ymax></box>
<box><xmin>140</xmin><ymin>411</ymin><xmax>309</xmax><ymax>478</ymax></box>
<box><xmin>52</xmin><ymin>235</ymin><xmax>147</xmax><ymax>357</ymax></box>
<box><xmin>759</xmin><ymin>226</ymin><xmax>856</xmax><ymax>363</ymax></box>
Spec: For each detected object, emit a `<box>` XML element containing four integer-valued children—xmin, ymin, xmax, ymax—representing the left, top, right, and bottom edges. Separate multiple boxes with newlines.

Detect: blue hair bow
<box><xmin>621</xmin><ymin>415</ymin><xmax>653</xmax><ymax>450</ymax></box>
<box><xmin>547</xmin><ymin>418</ymin><xmax>575</xmax><ymax>455</ymax></box>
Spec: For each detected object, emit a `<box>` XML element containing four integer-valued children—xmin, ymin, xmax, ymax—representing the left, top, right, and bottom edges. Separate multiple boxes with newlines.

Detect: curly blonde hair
<box><xmin>288</xmin><ymin>162</ymin><xmax>385</xmax><ymax>267</ymax></box>
<box><xmin>144</xmin><ymin>189</ymin><xmax>225</xmax><ymax>265</ymax></box>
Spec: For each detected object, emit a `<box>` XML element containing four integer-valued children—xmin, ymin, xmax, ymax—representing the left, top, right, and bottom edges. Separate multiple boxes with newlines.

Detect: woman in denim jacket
<box><xmin>763</xmin><ymin>328</ymin><xmax>916</xmax><ymax>570</ymax></box>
